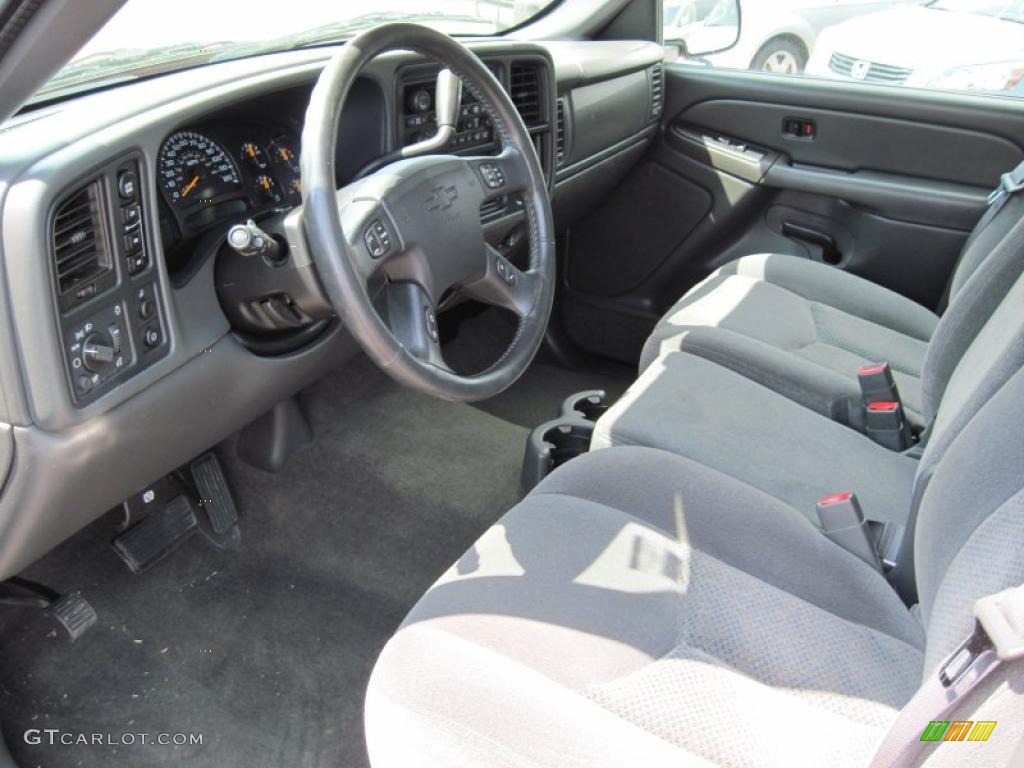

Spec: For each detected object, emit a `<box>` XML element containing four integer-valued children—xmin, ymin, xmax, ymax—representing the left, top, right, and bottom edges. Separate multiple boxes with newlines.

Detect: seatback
<box><xmin>921</xmin><ymin>194</ymin><xmax>1024</xmax><ymax>422</ymax></box>
<box><xmin>912</xmin><ymin>365</ymin><xmax>1024</xmax><ymax>765</ymax></box>
<box><xmin>891</xmin><ymin>266</ymin><xmax>1024</xmax><ymax>604</ymax></box>
<box><xmin>919</xmin><ymin>265</ymin><xmax>1024</xmax><ymax>481</ymax></box>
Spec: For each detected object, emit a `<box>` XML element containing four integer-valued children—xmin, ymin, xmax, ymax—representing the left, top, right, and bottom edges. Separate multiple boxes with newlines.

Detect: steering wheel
<box><xmin>300</xmin><ymin>24</ymin><xmax>556</xmax><ymax>402</ymax></box>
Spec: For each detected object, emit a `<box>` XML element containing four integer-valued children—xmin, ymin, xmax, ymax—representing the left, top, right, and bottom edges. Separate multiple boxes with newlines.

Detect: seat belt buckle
<box><xmin>865</xmin><ymin>401</ymin><xmax>912</xmax><ymax>451</ymax></box>
<box><xmin>816</xmin><ymin>492</ymin><xmax>883</xmax><ymax>571</ymax></box>
<box><xmin>858</xmin><ymin>362</ymin><xmax>899</xmax><ymax>405</ymax></box>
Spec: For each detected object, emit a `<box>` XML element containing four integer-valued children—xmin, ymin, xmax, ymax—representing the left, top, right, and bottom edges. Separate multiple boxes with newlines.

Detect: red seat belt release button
<box><xmin>865</xmin><ymin>400</ymin><xmax>912</xmax><ymax>451</ymax></box>
<box><xmin>858</xmin><ymin>361</ymin><xmax>900</xmax><ymax>406</ymax></box>
<box><xmin>815</xmin><ymin>492</ymin><xmax>882</xmax><ymax>571</ymax></box>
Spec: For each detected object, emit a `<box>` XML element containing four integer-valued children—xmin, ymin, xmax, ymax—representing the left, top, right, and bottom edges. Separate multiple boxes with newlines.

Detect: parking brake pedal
<box><xmin>113</xmin><ymin>494</ymin><xmax>197</xmax><ymax>573</ymax></box>
<box><xmin>0</xmin><ymin>577</ymin><xmax>97</xmax><ymax>641</ymax></box>
<box><xmin>190</xmin><ymin>453</ymin><xmax>239</xmax><ymax>534</ymax></box>
<box><xmin>48</xmin><ymin>593</ymin><xmax>98</xmax><ymax>641</ymax></box>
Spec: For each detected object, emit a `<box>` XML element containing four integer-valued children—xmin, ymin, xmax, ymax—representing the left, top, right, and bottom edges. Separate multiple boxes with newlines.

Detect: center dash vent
<box><xmin>510</xmin><ymin>63</ymin><xmax>542</xmax><ymax>127</ymax></box>
<box><xmin>650</xmin><ymin>64</ymin><xmax>664</xmax><ymax>118</ymax></box>
<box><xmin>52</xmin><ymin>181</ymin><xmax>110</xmax><ymax>297</ymax></box>
<box><xmin>555</xmin><ymin>98</ymin><xmax>567</xmax><ymax>166</ymax></box>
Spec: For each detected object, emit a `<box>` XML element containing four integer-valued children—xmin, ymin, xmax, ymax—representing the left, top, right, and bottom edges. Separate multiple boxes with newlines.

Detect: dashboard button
<box><xmin>143</xmin><ymin>326</ymin><xmax>161</xmax><ymax>348</ymax></box>
<box><xmin>124</xmin><ymin>230</ymin><xmax>143</xmax><ymax>253</ymax></box>
<box><xmin>118</xmin><ymin>171</ymin><xmax>137</xmax><ymax>201</ymax></box>
<box><xmin>108</xmin><ymin>324</ymin><xmax>122</xmax><ymax>354</ymax></box>
<box><xmin>121</xmin><ymin>204</ymin><xmax>141</xmax><ymax>227</ymax></box>
<box><xmin>138</xmin><ymin>299</ymin><xmax>155</xmax><ymax>321</ymax></box>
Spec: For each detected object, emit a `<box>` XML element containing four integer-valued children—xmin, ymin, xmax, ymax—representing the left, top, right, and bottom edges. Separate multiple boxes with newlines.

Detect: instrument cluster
<box><xmin>157</xmin><ymin>121</ymin><xmax>302</xmax><ymax>240</ymax></box>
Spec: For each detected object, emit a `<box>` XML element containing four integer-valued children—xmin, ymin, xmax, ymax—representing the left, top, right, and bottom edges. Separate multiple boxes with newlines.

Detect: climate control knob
<box><xmin>81</xmin><ymin>332</ymin><xmax>115</xmax><ymax>372</ymax></box>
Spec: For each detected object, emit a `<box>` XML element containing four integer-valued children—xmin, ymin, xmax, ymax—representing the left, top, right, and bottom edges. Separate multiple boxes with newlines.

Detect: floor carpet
<box><xmin>0</xmin><ymin>352</ymin><xmax>630</xmax><ymax>768</ymax></box>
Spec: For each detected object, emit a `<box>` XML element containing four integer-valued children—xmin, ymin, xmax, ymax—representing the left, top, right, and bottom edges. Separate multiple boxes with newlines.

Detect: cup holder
<box><xmin>520</xmin><ymin>390</ymin><xmax>614</xmax><ymax>490</ymax></box>
<box><xmin>561</xmin><ymin>389</ymin><xmax>609</xmax><ymax>422</ymax></box>
<box><xmin>521</xmin><ymin>418</ymin><xmax>596</xmax><ymax>491</ymax></box>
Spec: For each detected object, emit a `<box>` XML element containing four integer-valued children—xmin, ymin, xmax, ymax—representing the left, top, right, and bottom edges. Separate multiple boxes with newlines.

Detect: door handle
<box><xmin>782</xmin><ymin>221</ymin><xmax>842</xmax><ymax>265</ymax></box>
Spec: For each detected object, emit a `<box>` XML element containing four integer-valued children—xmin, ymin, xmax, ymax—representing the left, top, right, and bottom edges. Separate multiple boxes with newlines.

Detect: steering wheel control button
<box><xmin>495</xmin><ymin>255</ymin><xmax>518</xmax><ymax>287</ymax></box>
<box><xmin>425</xmin><ymin>307</ymin><xmax>439</xmax><ymax>343</ymax></box>
<box><xmin>478</xmin><ymin>163</ymin><xmax>506</xmax><ymax>190</ymax></box>
<box><xmin>364</xmin><ymin>219</ymin><xmax>392</xmax><ymax>259</ymax></box>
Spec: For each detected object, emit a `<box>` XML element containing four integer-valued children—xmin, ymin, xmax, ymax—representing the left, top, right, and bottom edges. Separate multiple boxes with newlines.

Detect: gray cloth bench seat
<box><xmin>641</xmin><ymin>195</ymin><xmax>1024</xmax><ymax>431</ymax></box>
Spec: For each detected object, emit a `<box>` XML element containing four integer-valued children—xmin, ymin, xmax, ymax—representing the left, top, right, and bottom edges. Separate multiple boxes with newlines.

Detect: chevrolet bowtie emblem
<box><xmin>425</xmin><ymin>184</ymin><xmax>458</xmax><ymax>212</ymax></box>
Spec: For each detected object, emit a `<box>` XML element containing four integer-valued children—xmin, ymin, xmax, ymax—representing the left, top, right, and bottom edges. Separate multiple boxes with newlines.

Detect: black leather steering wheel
<box><xmin>300</xmin><ymin>24</ymin><xmax>556</xmax><ymax>402</ymax></box>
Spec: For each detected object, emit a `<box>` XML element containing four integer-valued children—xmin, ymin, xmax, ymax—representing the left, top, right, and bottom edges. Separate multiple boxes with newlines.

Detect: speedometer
<box><xmin>158</xmin><ymin>131</ymin><xmax>241</xmax><ymax>208</ymax></box>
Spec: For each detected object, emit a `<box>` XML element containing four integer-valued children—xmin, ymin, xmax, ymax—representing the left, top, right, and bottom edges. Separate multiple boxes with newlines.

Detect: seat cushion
<box><xmin>592</xmin><ymin>352</ymin><xmax>919</xmax><ymax>525</ymax></box>
<box><xmin>642</xmin><ymin>254</ymin><xmax>938</xmax><ymax>426</ymax></box>
<box><xmin>365</xmin><ymin>447</ymin><xmax>924</xmax><ymax>768</ymax></box>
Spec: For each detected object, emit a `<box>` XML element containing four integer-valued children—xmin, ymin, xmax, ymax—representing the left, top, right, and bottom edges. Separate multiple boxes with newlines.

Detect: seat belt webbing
<box><xmin>869</xmin><ymin>584</ymin><xmax>1024</xmax><ymax>768</ymax></box>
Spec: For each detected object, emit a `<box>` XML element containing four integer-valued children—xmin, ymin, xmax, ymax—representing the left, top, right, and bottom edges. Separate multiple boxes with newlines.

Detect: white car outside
<box><xmin>806</xmin><ymin>0</ymin><xmax>1024</xmax><ymax>94</ymax></box>
<box><xmin>665</xmin><ymin>0</ymin><xmax>917</xmax><ymax>74</ymax></box>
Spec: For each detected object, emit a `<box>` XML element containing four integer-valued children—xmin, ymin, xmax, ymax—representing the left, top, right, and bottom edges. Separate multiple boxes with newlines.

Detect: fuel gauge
<box><xmin>240</xmin><ymin>142</ymin><xmax>269</xmax><ymax>170</ymax></box>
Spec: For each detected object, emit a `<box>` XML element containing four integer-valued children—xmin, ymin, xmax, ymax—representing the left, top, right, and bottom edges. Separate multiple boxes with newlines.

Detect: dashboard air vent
<box><xmin>650</xmin><ymin>64</ymin><xmax>664</xmax><ymax>118</ymax></box>
<box><xmin>555</xmin><ymin>98</ymin><xmax>567</xmax><ymax>166</ymax></box>
<box><xmin>510</xmin><ymin>63</ymin><xmax>542</xmax><ymax>127</ymax></box>
<box><xmin>52</xmin><ymin>181</ymin><xmax>110</xmax><ymax>296</ymax></box>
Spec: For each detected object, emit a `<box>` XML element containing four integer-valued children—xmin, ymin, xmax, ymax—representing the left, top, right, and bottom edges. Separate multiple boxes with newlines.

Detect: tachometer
<box><xmin>158</xmin><ymin>131</ymin><xmax>242</xmax><ymax>208</ymax></box>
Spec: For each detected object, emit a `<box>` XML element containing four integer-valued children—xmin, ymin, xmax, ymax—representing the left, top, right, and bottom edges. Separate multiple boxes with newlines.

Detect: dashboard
<box><xmin>0</xmin><ymin>37</ymin><xmax>665</xmax><ymax>581</ymax></box>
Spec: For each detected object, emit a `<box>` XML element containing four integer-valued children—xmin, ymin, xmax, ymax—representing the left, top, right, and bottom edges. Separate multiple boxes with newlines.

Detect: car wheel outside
<box><xmin>751</xmin><ymin>38</ymin><xmax>807</xmax><ymax>74</ymax></box>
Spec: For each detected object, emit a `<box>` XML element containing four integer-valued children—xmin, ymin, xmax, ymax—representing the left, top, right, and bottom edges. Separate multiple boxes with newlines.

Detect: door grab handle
<box><xmin>782</xmin><ymin>221</ymin><xmax>842</xmax><ymax>265</ymax></box>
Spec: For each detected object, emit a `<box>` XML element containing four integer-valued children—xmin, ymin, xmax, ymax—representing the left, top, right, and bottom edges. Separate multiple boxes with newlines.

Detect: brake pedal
<box><xmin>190</xmin><ymin>453</ymin><xmax>239</xmax><ymax>534</ymax></box>
<box><xmin>112</xmin><ymin>494</ymin><xmax>197</xmax><ymax>573</ymax></box>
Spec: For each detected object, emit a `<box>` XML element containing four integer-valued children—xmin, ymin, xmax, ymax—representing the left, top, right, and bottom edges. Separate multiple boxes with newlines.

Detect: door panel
<box><xmin>562</xmin><ymin>67</ymin><xmax>1024</xmax><ymax>365</ymax></box>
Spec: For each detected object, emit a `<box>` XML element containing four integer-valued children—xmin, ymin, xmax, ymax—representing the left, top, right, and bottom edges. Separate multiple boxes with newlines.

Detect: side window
<box><xmin>664</xmin><ymin>0</ymin><xmax>1024</xmax><ymax>99</ymax></box>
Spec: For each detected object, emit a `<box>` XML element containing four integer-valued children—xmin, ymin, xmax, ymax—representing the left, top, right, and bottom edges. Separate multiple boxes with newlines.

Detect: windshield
<box><xmin>928</xmin><ymin>0</ymin><xmax>1024</xmax><ymax>23</ymax></box>
<box><xmin>37</xmin><ymin>0</ymin><xmax>557</xmax><ymax>100</ymax></box>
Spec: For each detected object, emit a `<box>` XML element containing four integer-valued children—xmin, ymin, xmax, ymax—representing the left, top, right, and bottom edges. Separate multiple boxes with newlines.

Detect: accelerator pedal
<box><xmin>112</xmin><ymin>494</ymin><xmax>197</xmax><ymax>574</ymax></box>
<box><xmin>190</xmin><ymin>453</ymin><xmax>239</xmax><ymax>534</ymax></box>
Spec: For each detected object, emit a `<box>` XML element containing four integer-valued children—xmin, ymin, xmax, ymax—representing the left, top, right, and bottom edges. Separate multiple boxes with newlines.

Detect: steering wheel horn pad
<box><xmin>301</xmin><ymin>24</ymin><xmax>555</xmax><ymax>401</ymax></box>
